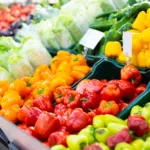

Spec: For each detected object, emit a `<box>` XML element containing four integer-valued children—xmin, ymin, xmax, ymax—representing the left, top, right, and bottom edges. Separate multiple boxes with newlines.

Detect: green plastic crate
<box><xmin>73</xmin><ymin>58</ymin><xmax>150</xmax><ymax>119</ymax></box>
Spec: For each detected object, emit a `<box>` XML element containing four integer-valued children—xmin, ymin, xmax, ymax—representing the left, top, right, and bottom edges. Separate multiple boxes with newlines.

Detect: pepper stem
<box><xmin>80</xmin><ymin>143</ymin><xmax>86</xmax><ymax>150</ymax></box>
<box><xmin>130</xmin><ymin>78</ymin><xmax>135</xmax><ymax>84</ymax></box>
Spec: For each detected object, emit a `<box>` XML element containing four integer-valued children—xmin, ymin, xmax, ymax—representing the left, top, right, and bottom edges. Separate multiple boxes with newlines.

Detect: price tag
<box><xmin>123</xmin><ymin>32</ymin><xmax>132</xmax><ymax>57</ymax></box>
<box><xmin>79</xmin><ymin>28</ymin><xmax>104</xmax><ymax>50</ymax></box>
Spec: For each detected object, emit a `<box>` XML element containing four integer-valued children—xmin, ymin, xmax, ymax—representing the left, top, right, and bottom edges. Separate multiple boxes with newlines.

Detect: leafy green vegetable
<box><xmin>20</xmin><ymin>37</ymin><xmax>52</xmax><ymax>68</ymax></box>
<box><xmin>8</xmin><ymin>54</ymin><xmax>34</xmax><ymax>79</ymax></box>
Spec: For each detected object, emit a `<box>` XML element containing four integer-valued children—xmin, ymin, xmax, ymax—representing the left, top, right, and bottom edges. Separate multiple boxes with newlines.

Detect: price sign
<box><xmin>79</xmin><ymin>28</ymin><xmax>104</xmax><ymax>50</ymax></box>
<box><xmin>123</xmin><ymin>32</ymin><xmax>132</xmax><ymax>57</ymax></box>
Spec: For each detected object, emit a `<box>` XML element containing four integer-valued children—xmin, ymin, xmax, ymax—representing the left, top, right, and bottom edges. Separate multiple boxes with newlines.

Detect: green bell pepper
<box><xmin>67</xmin><ymin>135</ymin><xmax>88</xmax><ymax>150</ymax></box>
<box><xmin>103</xmin><ymin>114</ymin><xmax>126</xmax><ymax>126</ymax></box>
<box><xmin>95</xmin><ymin>127</ymin><xmax>111</xmax><ymax>143</ymax></box>
<box><xmin>131</xmin><ymin>139</ymin><xmax>144</xmax><ymax>150</ymax></box>
<box><xmin>115</xmin><ymin>142</ymin><xmax>134</xmax><ymax>150</ymax></box>
<box><xmin>92</xmin><ymin>115</ymin><xmax>105</xmax><ymax>129</ymax></box>
<box><xmin>78</xmin><ymin>125</ymin><xmax>96</xmax><ymax>145</ymax></box>
<box><xmin>107</xmin><ymin>123</ymin><xmax>128</xmax><ymax>135</ymax></box>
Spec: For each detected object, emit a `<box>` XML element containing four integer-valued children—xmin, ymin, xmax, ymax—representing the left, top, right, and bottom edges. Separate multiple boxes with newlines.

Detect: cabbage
<box><xmin>8</xmin><ymin>54</ymin><xmax>34</xmax><ymax>79</ymax></box>
<box><xmin>58</xmin><ymin>15</ymin><xmax>84</xmax><ymax>42</ymax></box>
<box><xmin>16</xmin><ymin>24</ymin><xmax>40</xmax><ymax>42</ymax></box>
<box><xmin>86</xmin><ymin>0</ymin><xmax>103</xmax><ymax>18</ymax></box>
<box><xmin>37</xmin><ymin>19</ymin><xmax>61</xmax><ymax>49</ymax></box>
<box><xmin>0</xmin><ymin>37</ymin><xmax>19</xmax><ymax>52</ymax></box>
<box><xmin>20</xmin><ymin>37</ymin><xmax>52</xmax><ymax>68</ymax></box>
<box><xmin>0</xmin><ymin>51</ymin><xmax>12</xmax><ymax>70</ymax></box>
<box><xmin>0</xmin><ymin>66</ymin><xmax>14</xmax><ymax>82</ymax></box>
<box><xmin>52</xmin><ymin>18</ymin><xmax>76</xmax><ymax>49</ymax></box>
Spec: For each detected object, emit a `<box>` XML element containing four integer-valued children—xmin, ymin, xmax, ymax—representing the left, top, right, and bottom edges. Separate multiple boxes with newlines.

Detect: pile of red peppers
<box><xmin>17</xmin><ymin>64</ymin><xmax>147</xmax><ymax>148</ymax></box>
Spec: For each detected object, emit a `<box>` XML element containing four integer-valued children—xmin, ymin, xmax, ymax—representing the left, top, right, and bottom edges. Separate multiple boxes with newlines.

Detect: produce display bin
<box><xmin>73</xmin><ymin>58</ymin><xmax>150</xmax><ymax>118</ymax></box>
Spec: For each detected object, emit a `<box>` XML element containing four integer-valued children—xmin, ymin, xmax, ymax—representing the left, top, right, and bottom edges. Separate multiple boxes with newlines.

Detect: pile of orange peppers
<box><xmin>0</xmin><ymin>50</ymin><xmax>91</xmax><ymax>123</ymax></box>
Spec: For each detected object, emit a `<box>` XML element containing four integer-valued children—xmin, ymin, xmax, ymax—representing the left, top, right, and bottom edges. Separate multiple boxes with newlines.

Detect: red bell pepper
<box><xmin>96</xmin><ymin>100</ymin><xmax>119</xmax><ymax>116</ymax></box>
<box><xmin>34</xmin><ymin>112</ymin><xmax>60</xmax><ymax>140</ymax></box>
<box><xmin>76</xmin><ymin>79</ymin><xmax>104</xmax><ymax>94</ymax></box>
<box><xmin>118</xmin><ymin>80</ymin><xmax>136</xmax><ymax>100</ymax></box>
<box><xmin>76</xmin><ymin>79</ymin><xmax>90</xmax><ymax>94</ymax></box>
<box><xmin>118</xmin><ymin>99</ymin><xmax>128</xmax><ymax>112</ymax></box>
<box><xmin>25</xmin><ymin>126</ymin><xmax>40</xmax><ymax>140</ymax></box>
<box><xmin>33</xmin><ymin>96</ymin><xmax>53</xmax><ymax>112</ymax></box>
<box><xmin>48</xmin><ymin>131</ymin><xmax>70</xmax><ymax>147</ymax></box>
<box><xmin>54</xmin><ymin>86</ymin><xmax>72</xmax><ymax>103</ymax></box>
<box><xmin>66</xmin><ymin>108</ymin><xmax>90</xmax><ymax>133</ymax></box>
<box><xmin>127</xmin><ymin>115</ymin><xmax>149</xmax><ymax>137</ymax></box>
<box><xmin>63</xmin><ymin>90</ymin><xmax>81</xmax><ymax>109</ymax></box>
<box><xmin>57</xmin><ymin>108</ymin><xmax>73</xmax><ymax>126</ymax></box>
<box><xmin>106</xmin><ymin>128</ymin><xmax>133</xmax><ymax>148</ymax></box>
<box><xmin>85</xmin><ymin>79</ymin><xmax>104</xmax><ymax>93</ymax></box>
<box><xmin>121</xmin><ymin>65</ymin><xmax>142</xmax><ymax>86</ymax></box>
<box><xmin>18</xmin><ymin>123</ymin><xmax>27</xmax><ymax>131</ymax></box>
<box><xmin>136</xmin><ymin>84</ymin><xmax>147</xmax><ymax>95</ymax></box>
<box><xmin>81</xmin><ymin>90</ymin><xmax>101</xmax><ymax>112</ymax></box>
<box><xmin>87</xmin><ymin>109</ymin><xmax>96</xmax><ymax>124</ymax></box>
<box><xmin>17</xmin><ymin>105</ymin><xmax>31</xmax><ymax>123</ymax></box>
<box><xmin>108</xmin><ymin>80</ymin><xmax>136</xmax><ymax>100</ymax></box>
<box><xmin>25</xmin><ymin>107</ymin><xmax>42</xmax><ymax>126</ymax></box>
<box><xmin>128</xmin><ymin>93</ymin><xmax>138</xmax><ymax>104</ymax></box>
<box><xmin>54</xmin><ymin>104</ymin><xmax>67</xmax><ymax>116</ymax></box>
<box><xmin>100</xmin><ymin>84</ymin><xmax>121</xmax><ymax>101</ymax></box>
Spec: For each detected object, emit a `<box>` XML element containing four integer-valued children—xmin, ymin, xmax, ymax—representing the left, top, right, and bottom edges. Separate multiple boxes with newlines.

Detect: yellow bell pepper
<box><xmin>1</xmin><ymin>90</ymin><xmax>23</xmax><ymax>109</ymax></box>
<box><xmin>145</xmin><ymin>8</ymin><xmax>150</xmax><ymax>27</ymax></box>
<box><xmin>129</xmin><ymin>54</ymin><xmax>137</xmax><ymax>66</ymax></box>
<box><xmin>105</xmin><ymin>41</ymin><xmax>122</xmax><ymax>58</ymax></box>
<box><xmin>140</xmin><ymin>27</ymin><xmax>150</xmax><ymax>43</ymax></box>
<box><xmin>132</xmin><ymin>37</ymin><xmax>142</xmax><ymax>54</ymax></box>
<box><xmin>137</xmin><ymin>50</ymin><xmax>147</xmax><ymax>68</ymax></box>
<box><xmin>128</xmin><ymin>29</ymin><xmax>139</xmax><ymax>33</ymax></box>
<box><xmin>50</xmin><ymin>78</ymin><xmax>68</xmax><ymax>91</ymax></box>
<box><xmin>1</xmin><ymin>104</ymin><xmax>20</xmax><ymax>123</ymax></box>
<box><xmin>132</xmin><ymin>11</ymin><xmax>147</xmax><ymax>31</ymax></box>
<box><xmin>117</xmin><ymin>52</ymin><xmax>126</xmax><ymax>64</ymax></box>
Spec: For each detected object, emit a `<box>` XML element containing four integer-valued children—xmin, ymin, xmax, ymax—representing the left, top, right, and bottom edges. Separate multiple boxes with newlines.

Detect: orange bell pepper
<box><xmin>32</xmin><ymin>80</ymin><xmax>52</xmax><ymax>99</ymax></box>
<box><xmin>54</xmin><ymin>72</ymin><xmax>74</xmax><ymax>85</ymax></box>
<box><xmin>72</xmin><ymin>66</ymin><xmax>91</xmax><ymax>75</ymax></box>
<box><xmin>1</xmin><ymin>104</ymin><xmax>20</xmax><ymax>123</ymax></box>
<box><xmin>1</xmin><ymin>90</ymin><xmax>23</xmax><ymax>109</ymax></box>
<box><xmin>57</xmin><ymin>50</ymin><xmax>71</xmax><ymax>61</ymax></box>
<box><xmin>69</xmin><ymin>54</ymin><xmax>87</xmax><ymax>67</ymax></box>
<box><xmin>50</xmin><ymin>56</ymin><xmax>62</xmax><ymax>74</ymax></box>
<box><xmin>0</xmin><ymin>80</ymin><xmax>10</xmax><ymax>96</ymax></box>
<box><xmin>9</xmin><ymin>79</ymin><xmax>32</xmax><ymax>98</ymax></box>
<box><xmin>70</xmin><ymin>71</ymin><xmax>85</xmax><ymax>81</ymax></box>
<box><xmin>56</xmin><ymin>60</ymin><xmax>71</xmax><ymax>73</ymax></box>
